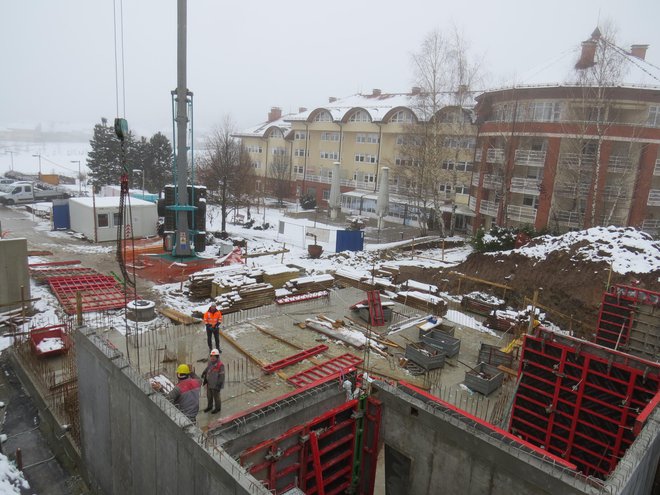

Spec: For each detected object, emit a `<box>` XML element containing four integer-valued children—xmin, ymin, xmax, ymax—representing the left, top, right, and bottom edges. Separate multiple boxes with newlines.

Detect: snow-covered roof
<box><xmin>491</xmin><ymin>32</ymin><xmax>660</xmax><ymax>92</ymax></box>
<box><xmin>285</xmin><ymin>91</ymin><xmax>478</xmax><ymax>124</ymax></box>
<box><xmin>69</xmin><ymin>196</ymin><xmax>156</xmax><ymax>208</ymax></box>
<box><xmin>234</xmin><ymin>114</ymin><xmax>294</xmax><ymax>138</ymax></box>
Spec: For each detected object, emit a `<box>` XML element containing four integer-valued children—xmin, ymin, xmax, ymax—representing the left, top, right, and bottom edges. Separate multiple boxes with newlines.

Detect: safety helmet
<box><xmin>210</xmin><ymin>349</ymin><xmax>220</xmax><ymax>356</ymax></box>
<box><xmin>176</xmin><ymin>364</ymin><xmax>190</xmax><ymax>376</ymax></box>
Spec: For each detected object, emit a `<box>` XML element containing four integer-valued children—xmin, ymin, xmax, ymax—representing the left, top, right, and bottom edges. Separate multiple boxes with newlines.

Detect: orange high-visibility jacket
<box><xmin>204</xmin><ymin>309</ymin><xmax>223</xmax><ymax>327</ymax></box>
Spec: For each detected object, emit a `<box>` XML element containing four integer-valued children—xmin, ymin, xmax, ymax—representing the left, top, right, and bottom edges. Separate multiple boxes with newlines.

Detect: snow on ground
<box><xmin>0</xmin><ymin>453</ymin><xmax>30</xmax><ymax>494</ymax></box>
<box><xmin>493</xmin><ymin>226</ymin><xmax>660</xmax><ymax>274</ymax></box>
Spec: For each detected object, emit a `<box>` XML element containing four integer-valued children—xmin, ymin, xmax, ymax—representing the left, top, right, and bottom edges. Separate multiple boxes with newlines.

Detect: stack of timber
<box><xmin>188</xmin><ymin>271</ymin><xmax>216</xmax><ymax>299</ymax></box>
<box><xmin>460</xmin><ymin>291</ymin><xmax>504</xmax><ymax>316</ymax></box>
<box><xmin>395</xmin><ymin>291</ymin><xmax>447</xmax><ymax>316</ymax></box>
<box><xmin>484</xmin><ymin>309</ymin><xmax>519</xmax><ymax>332</ymax></box>
<box><xmin>334</xmin><ymin>269</ymin><xmax>395</xmax><ymax>291</ymax></box>
<box><xmin>284</xmin><ymin>273</ymin><xmax>335</xmax><ymax>295</ymax></box>
<box><xmin>214</xmin><ymin>282</ymin><xmax>275</xmax><ymax>313</ymax></box>
<box><xmin>262</xmin><ymin>264</ymin><xmax>300</xmax><ymax>288</ymax></box>
<box><xmin>374</xmin><ymin>265</ymin><xmax>399</xmax><ymax>283</ymax></box>
<box><xmin>188</xmin><ymin>265</ymin><xmax>264</xmax><ymax>299</ymax></box>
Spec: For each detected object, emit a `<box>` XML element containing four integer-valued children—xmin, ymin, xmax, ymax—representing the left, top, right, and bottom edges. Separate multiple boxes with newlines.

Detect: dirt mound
<box><xmin>396</xmin><ymin>228</ymin><xmax>660</xmax><ymax>335</ymax></box>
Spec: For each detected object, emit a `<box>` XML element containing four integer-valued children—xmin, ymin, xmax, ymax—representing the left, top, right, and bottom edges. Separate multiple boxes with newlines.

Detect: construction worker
<box><xmin>160</xmin><ymin>364</ymin><xmax>202</xmax><ymax>423</ymax></box>
<box><xmin>203</xmin><ymin>303</ymin><xmax>223</xmax><ymax>352</ymax></box>
<box><xmin>201</xmin><ymin>348</ymin><xmax>225</xmax><ymax>414</ymax></box>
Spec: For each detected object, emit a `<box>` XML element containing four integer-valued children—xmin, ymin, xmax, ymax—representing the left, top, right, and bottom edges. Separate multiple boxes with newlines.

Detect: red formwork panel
<box><xmin>287</xmin><ymin>354</ymin><xmax>364</xmax><ymax>388</ymax></box>
<box><xmin>238</xmin><ymin>397</ymin><xmax>382</xmax><ymax>495</ymax></box>
<box><xmin>509</xmin><ymin>328</ymin><xmax>660</xmax><ymax>480</ymax></box>
<box><xmin>48</xmin><ymin>274</ymin><xmax>128</xmax><ymax>314</ymax></box>
<box><xmin>262</xmin><ymin>345</ymin><xmax>329</xmax><ymax>374</ymax></box>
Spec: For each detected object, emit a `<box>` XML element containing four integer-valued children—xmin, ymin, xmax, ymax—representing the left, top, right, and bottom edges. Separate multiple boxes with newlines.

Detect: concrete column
<box><xmin>0</xmin><ymin>239</ymin><xmax>30</xmax><ymax>312</ymax></box>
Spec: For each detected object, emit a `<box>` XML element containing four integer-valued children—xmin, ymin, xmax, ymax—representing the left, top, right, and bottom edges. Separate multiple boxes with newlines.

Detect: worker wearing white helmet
<box><xmin>201</xmin><ymin>348</ymin><xmax>225</xmax><ymax>414</ymax></box>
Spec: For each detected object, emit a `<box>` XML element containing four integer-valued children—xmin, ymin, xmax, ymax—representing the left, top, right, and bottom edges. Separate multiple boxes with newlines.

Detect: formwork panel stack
<box><xmin>509</xmin><ymin>328</ymin><xmax>660</xmax><ymax>480</ymax></box>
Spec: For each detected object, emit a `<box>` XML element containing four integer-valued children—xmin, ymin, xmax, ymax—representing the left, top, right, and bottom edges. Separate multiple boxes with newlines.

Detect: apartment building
<box><xmin>236</xmin><ymin>90</ymin><xmax>478</xmax><ymax>232</ymax></box>
<box><xmin>471</xmin><ymin>29</ymin><xmax>660</xmax><ymax>235</ymax></box>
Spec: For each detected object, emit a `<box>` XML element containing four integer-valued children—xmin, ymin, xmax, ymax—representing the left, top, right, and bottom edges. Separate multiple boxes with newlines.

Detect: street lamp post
<box><xmin>70</xmin><ymin>160</ymin><xmax>81</xmax><ymax>195</ymax></box>
<box><xmin>32</xmin><ymin>154</ymin><xmax>42</xmax><ymax>179</ymax></box>
<box><xmin>5</xmin><ymin>151</ymin><xmax>15</xmax><ymax>171</ymax></box>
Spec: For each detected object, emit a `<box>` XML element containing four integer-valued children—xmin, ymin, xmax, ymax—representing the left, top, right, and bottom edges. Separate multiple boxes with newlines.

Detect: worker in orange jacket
<box><xmin>203</xmin><ymin>303</ymin><xmax>223</xmax><ymax>352</ymax></box>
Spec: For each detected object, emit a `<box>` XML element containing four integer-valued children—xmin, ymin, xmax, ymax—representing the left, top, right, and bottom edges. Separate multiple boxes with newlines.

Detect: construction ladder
<box><xmin>367</xmin><ymin>290</ymin><xmax>385</xmax><ymax>327</ymax></box>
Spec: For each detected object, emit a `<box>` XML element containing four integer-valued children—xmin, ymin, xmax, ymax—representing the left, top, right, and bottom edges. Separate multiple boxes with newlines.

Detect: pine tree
<box><xmin>87</xmin><ymin>118</ymin><xmax>124</xmax><ymax>191</ymax></box>
<box><xmin>145</xmin><ymin>132</ymin><xmax>173</xmax><ymax>193</ymax></box>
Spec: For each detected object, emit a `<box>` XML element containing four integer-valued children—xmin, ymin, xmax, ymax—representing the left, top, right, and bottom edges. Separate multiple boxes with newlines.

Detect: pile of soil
<box><xmin>395</xmin><ymin>237</ymin><xmax>659</xmax><ymax>337</ymax></box>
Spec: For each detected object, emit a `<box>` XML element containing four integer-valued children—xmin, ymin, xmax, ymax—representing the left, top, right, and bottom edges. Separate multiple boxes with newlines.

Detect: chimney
<box><xmin>411</xmin><ymin>86</ymin><xmax>421</xmax><ymax>95</ymax></box>
<box><xmin>298</xmin><ymin>107</ymin><xmax>308</xmax><ymax>113</ymax></box>
<box><xmin>630</xmin><ymin>44</ymin><xmax>649</xmax><ymax>60</ymax></box>
<box><xmin>575</xmin><ymin>39</ymin><xmax>597</xmax><ymax>69</ymax></box>
<box><xmin>267</xmin><ymin>107</ymin><xmax>282</xmax><ymax>122</ymax></box>
<box><xmin>372</xmin><ymin>88</ymin><xmax>382</xmax><ymax>97</ymax></box>
<box><xmin>328</xmin><ymin>97</ymin><xmax>337</xmax><ymax>103</ymax></box>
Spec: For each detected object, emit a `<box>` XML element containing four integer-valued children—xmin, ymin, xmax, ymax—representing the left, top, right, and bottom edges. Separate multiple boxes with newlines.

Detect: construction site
<box><xmin>0</xmin><ymin>206</ymin><xmax>659</xmax><ymax>495</ymax></box>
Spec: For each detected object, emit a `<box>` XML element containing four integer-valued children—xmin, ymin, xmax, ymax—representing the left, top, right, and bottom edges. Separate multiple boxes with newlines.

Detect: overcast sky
<box><xmin>3</xmin><ymin>0</ymin><xmax>659</xmax><ymax>138</ymax></box>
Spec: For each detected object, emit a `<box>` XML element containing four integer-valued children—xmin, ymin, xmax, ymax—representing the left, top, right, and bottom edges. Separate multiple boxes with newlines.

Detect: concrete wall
<box><xmin>373</xmin><ymin>382</ymin><xmax>606</xmax><ymax>495</ymax></box>
<box><xmin>0</xmin><ymin>238</ymin><xmax>30</xmax><ymax>312</ymax></box>
<box><xmin>74</xmin><ymin>327</ymin><xmax>270</xmax><ymax>495</ymax></box>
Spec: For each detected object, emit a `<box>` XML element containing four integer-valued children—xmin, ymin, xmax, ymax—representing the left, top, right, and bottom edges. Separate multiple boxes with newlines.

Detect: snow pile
<box><xmin>0</xmin><ymin>453</ymin><xmax>30</xmax><ymax>494</ymax></box>
<box><xmin>494</xmin><ymin>227</ymin><xmax>660</xmax><ymax>274</ymax></box>
<box><xmin>36</xmin><ymin>337</ymin><xmax>65</xmax><ymax>353</ymax></box>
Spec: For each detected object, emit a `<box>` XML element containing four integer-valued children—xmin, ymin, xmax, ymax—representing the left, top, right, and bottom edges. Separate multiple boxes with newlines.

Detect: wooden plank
<box><xmin>158</xmin><ymin>307</ymin><xmax>201</xmax><ymax>325</ymax></box>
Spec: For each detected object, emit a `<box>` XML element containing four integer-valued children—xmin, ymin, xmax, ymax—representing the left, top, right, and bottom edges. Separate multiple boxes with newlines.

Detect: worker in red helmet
<box><xmin>203</xmin><ymin>303</ymin><xmax>223</xmax><ymax>352</ymax></box>
<box><xmin>154</xmin><ymin>363</ymin><xmax>202</xmax><ymax>423</ymax></box>
<box><xmin>201</xmin><ymin>348</ymin><xmax>225</xmax><ymax>414</ymax></box>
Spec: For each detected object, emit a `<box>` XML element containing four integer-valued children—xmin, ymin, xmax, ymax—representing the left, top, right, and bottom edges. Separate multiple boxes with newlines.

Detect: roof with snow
<box><xmin>69</xmin><ymin>196</ymin><xmax>156</xmax><ymax>208</ymax></box>
<box><xmin>492</xmin><ymin>29</ymin><xmax>660</xmax><ymax>92</ymax></box>
<box><xmin>233</xmin><ymin>114</ymin><xmax>294</xmax><ymax>138</ymax></box>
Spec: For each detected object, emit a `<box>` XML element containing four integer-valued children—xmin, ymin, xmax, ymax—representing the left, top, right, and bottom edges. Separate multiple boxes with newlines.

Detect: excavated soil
<box><xmin>394</xmin><ymin>242</ymin><xmax>659</xmax><ymax>338</ymax></box>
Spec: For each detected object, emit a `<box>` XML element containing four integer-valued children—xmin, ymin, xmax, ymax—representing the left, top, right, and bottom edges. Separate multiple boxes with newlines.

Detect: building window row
<box><xmin>355</xmin><ymin>154</ymin><xmax>377</xmax><ymax>163</ymax></box>
<box><xmin>246</xmin><ymin>145</ymin><xmax>263</xmax><ymax>153</ymax></box>
<box><xmin>320</xmin><ymin>151</ymin><xmax>339</xmax><ymax>160</ymax></box>
<box><xmin>294</xmin><ymin>149</ymin><xmax>308</xmax><ymax>157</ymax></box>
<box><xmin>294</xmin><ymin>131</ymin><xmax>307</xmax><ymax>140</ymax></box>
<box><xmin>443</xmin><ymin>137</ymin><xmax>476</xmax><ymax>149</ymax></box>
<box><xmin>493</xmin><ymin>101</ymin><xmax>562</xmax><ymax>123</ymax></box>
<box><xmin>272</xmin><ymin>147</ymin><xmax>286</xmax><ymax>156</ymax></box>
<box><xmin>320</xmin><ymin>131</ymin><xmax>340</xmax><ymax>141</ymax></box>
<box><xmin>442</xmin><ymin>161</ymin><xmax>473</xmax><ymax>172</ymax></box>
<box><xmin>356</xmin><ymin>133</ymin><xmax>380</xmax><ymax>144</ymax></box>
<box><xmin>349</xmin><ymin>110</ymin><xmax>371</xmax><ymax>123</ymax></box>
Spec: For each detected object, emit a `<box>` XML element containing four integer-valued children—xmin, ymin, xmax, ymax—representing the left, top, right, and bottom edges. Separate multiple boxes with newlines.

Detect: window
<box><xmin>314</xmin><ymin>111</ymin><xmax>332</xmax><ymax>122</ymax></box>
<box><xmin>348</xmin><ymin>110</ymin><xmax>371</xmax><ymax>123</ymax></box>
<box><xmin>98</xmin><ymin>213</ymin><xmax>109</xmax><ymax>228</ymax></box>
<box><xmin>396</xmin><ymin>135</ymin><xmax>405</xmax><ymax>145</ymax></box>
<box><xmin>270</xmin><ymin>130</ymin><xmax>282</xmax><ymax>139</ymax></box>
<box><xmin>294</xmin><ymin>149</ymin><xmax>308</xmax><ymax>157</ymax></box>
<box><xmin>356</xmin><ymin>133</ymin><xmax>379</xmax><ymax>144</ymax></box>
<box><xmin>529</xmin><ymin>101</ymin><xmax>562</xmax><ymax>122</ymax></box>
<box><xmin>113</xmin><ymin>213</ymin><xmax>121</xmax><ymax>226</ymax></box>
<box><xmin>355</xmin><ymin>154</ymin><xmax>377</xmax><ymax>163</ymax></box>
<box><xmin>246</xmin><ymin>145</ymin><xmax>262</xmax><ymax>153</ymax></box>
<box><xmin>320</xmin><ymin>132</ymin><xmax>340</xmax><ymax>141</ymax></box>
<box><xmin>320</xmin><ymin>151</ymin><xmax>339</xmax><ymax>160</ymax></box>
<box><xmin>455</xmin><ymin>162</ymin><xmax>472</xmax><ymax>172</ymax></box>
<box><xmin>293</xmin><ymin>165</ymin><xmax>304</xmax><ymax>175</ymax></box>
<box><xmin>442</xmin><ymin>161</ymin><xmax>454</xmax><ymax>170</ymax></box>
<box><xmin>522</xmin><ymin>195</ymin><xmax>539</xmax><ymax>208</ymax></box>
<box><xmin>294</xmin><ymin>131</ymin><xmax>307</xmax><ymax>140</ymax></box>
<box><xmin>391</xmin><ymin>110</ymin><xmax>413</xmax><ymax>123</ymax></box>
<box><xmin>649</xmin><ymin>106</ymin><xmax>660</xmax><ymax>127</ymax></box>
<box><xmin>252</xmin><ymin>161</ymin><xmax>261</xmax><ymax>169</ymax></box>
<box><xmin>322</xmin><ymin>189</ymin><xmax>330</xmax><ymax>200</ymax></box>
<box><xmin>444</xmin><ymin>137</ymin><xmax>476</xmax><ymax>149</ymax></box>
<box><xmin>272</xmin><ymin>147</ymin><xmax>286</xmax><ymax>156</ymax></box>
<box><xmin>438</xmin><ymin>183</ymin><xmax>452</xmax><ymax>193</ymax></box>
<box><xmin>455</xmin><ymin>184</ymin><xmax>469</xmax><ymax>194</ymax></box>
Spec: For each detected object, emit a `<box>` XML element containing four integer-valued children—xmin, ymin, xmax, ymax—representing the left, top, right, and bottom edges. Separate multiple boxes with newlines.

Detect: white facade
<box><xmin>69</xmin><ymin>197</ymin><xmax>158</xmax><ymax>242</ymax></box>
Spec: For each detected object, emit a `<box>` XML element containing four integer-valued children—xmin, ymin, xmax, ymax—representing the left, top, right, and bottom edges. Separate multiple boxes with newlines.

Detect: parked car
<box><xmin>0</xmin><ymin>182</ymin><xmax>70</xmax><ymax>205</ymax></box>
<box><xmin>0</xmin><ymin>178</ymin><xmax>15</xmax><ymax>185</ymax></box>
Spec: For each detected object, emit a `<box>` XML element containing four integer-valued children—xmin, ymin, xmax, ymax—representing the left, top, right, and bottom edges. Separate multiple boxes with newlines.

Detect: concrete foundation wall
<box><xmin>373</xmin><ymin>383</ymin><xmax>603</xmax><ymax>495</ymax></box>
<box><xmin>0</xmin><ymin>238</ymin><xmax>30</xmax><ymax>312</ymax></box>
<box><xmin>74</xmin><ymin>327</ymin><xmax>270</xmax><ymax>495</ymax></box>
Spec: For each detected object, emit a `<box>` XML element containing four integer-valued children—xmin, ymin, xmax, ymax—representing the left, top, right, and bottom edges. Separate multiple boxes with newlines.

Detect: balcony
<box><xmin>479</xmin><ymin>199</ymin><xmax>498</xmax><ymax>217</ymax></box>
<box><xmin>507</xmin><ymin>204</ymin><xmax>537</xmax><ymax>223</ymax></box>
<box><xmin>648</xmin><ymin>189</ymin><xmax>660</xmax><ymax>206</ymax></box>
<box><xmin>475</xmin><ymin>149</ymin><xmax>482</xmax><ymax>162</ymax></box>
<box><xmin>482</xmin><ymin>174</ymin><xmax>503</xmax><ymax>189</ymax></box>
<box><xmin>608</xmin><ymin>156</ymin><xmax>631</xmax><ymax>174</ymax></box>
<box><xmin>510</xmin><ymin>177</ymin><xmax>541</xmax><ymax>195</ymax></box>
<box><xmin>514</xmin><ymin>149</ymin><xmax>546</xmax><ymax>167</ymax></box>
<box><xmin>554</xmin><ymin>210</ymin><xmax>583</xmax><ymax>226</ymax></box>
<box><xmin>602</xmin><ymin>185</ymin><xmax>630</xmax><ymax>202</ymax></box>
<box><xmin>559</xmin><ymin>153</ymin><xmax>596</xmax><ymax>170</ymax></box>
<box><xmin>654</xmin><ymin>159</ymin><xmax>660</xmax><ymax>176</ymax></box>
<box><xmin>554</xmin><ymin>182</ymin><xmax>590</xmax><ymax>198</ymax></box>
<box><xmin>469</xmin><ymin>196</ymin><xmax>477</xmax><ymax>212</ymax></box>
<box><xmin>642</xmin><ymin>219</ymin><xmax>660</xmax><ymax>234</ymax></box>
<box><xmin>471</xmin><ymin>175</ymin><xmax>480</xmax><ymax>187</ymax></box>
<box><xmin>486</xmin><ymin>148</ymin><xmax>505</xmax><ymax>163</ymax></box>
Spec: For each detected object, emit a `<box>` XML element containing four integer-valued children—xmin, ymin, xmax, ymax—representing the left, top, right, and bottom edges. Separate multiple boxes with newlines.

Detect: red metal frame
<box><xmin>238</xmin><ymin>397</ymin><xmax>382</xmax><ymax>495</ymax></box>
<box><xmin>30</xmin><ymin>267</ymin><xmax>99</xmax><ymax>282</ymax></box>
<box><xmin>29</xmin><ymin>324</ymin><xmax>71</xmax><ymax>357</ymax></box>
<box><xmin>510</xmin><ymin>329</ymin><xmax>660</xmax><ymax>479</ymax></box>
<box><xmin>262</xmin><ymin>345</ymin><xmax>329</xmax><ymax>374</ymax></box>
<box><xmin>48</xmin><ymin>274</ymin><xmax>128</xmax><ymax>314</ymax></box>
<box><xmin>287</xmin><ymin>354</ymin><xmax>364</xmax><ymax>388</ymax></box>
<box><xmin>275</xmin><ymin>291</ymin><xmax>329</xmax><ymax>305</ymax></box>
<box><xmin>366</xmin><ymin>291</ymin><xmax>385</xmax><ymax>326</ymax></box>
